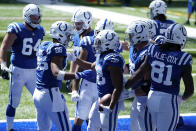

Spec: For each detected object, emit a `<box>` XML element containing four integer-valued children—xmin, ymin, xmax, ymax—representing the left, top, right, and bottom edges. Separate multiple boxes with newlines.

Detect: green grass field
<box><xmin>0</xmin><ymin>1</ymin><xmax>196</xmax><ymax>120</ymax></box>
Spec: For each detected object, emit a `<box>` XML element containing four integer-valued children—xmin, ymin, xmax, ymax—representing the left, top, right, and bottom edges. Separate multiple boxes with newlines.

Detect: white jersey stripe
<box><xmin>183</xmin><ymin>54</ymin><xmax>192</xmax><ymax>65</ymax></box>
<box><xmin>178</xmin><ymin>52</ymin><xmax>188</xmax><ymax>65</ymax></box>
<box><xmin>150</xmin><ymin>44</ymin><xmax>155</xmax><ymax>57</ymax></box>
<box><xmin>10</xmin><ymin>23</ymin><xmax>18</xmax><ymax>33</ymax></box>
<box><xmin>14</xmin><ymin>23</ymin><xmax>21</xmax><ymax>32</ymax></box>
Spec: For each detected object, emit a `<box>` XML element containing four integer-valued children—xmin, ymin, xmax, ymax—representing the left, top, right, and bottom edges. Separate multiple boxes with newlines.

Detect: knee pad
<box><xmin>6</xmin><ymin>105</ymin><xmax>16</xmax><ymax>117</ymax></box>
<box><xmin>72</xmin><ymin>124</ymin><xmax>81</xmax><ymax>131</ymax></box>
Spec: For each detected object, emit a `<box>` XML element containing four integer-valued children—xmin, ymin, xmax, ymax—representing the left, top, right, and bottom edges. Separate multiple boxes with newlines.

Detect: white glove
<box><xmin>119</xmin><ymin>89</ymin><xmax>135</xmax><ymax>101</ymax></box>
<box><xmin>71</xmin><ymin>90</ymin><xmax>80</xmax><ymax>103</ymax></box>
<box><xmin>66</xmin><ymin>52</ymin><xmax>76</xmax><ymax>61</ymax></box>
<box><xmin>178</xmin><ymin>94</ymin><xmax>184</xmax><ymax>106</ymax></box>
<box><xmin>1</xmin><ymin>61</ymin><xmax>10</xmax><ymax>73</ymax></box>
<box><xmin>99</xmin><ymin>104</ymin><xmax>112</xmax><ymax>114</ymax></box>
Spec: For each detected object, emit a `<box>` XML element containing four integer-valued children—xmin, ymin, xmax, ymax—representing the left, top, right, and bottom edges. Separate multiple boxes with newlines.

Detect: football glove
<box><xmin>71</xmin><ymin>90</ymin><xmax>80</xmax><ymax>103</ymax></box>
<box><xmin>1</xmin><ymin>61</ymin><xmax>10</xmax><ymax>73</ymax></box>
<box><xmin>178</xmin><ymin>94</ymin><xmax>184</xmax><ymax>106</ymax></box>
<box><xmin>1</xmin><ymin>70</ymin><xmax>9</xmax><ymax>80</ymax></box>
<box><xmin>66</xmin><ymin>52</ymin><xmax>76</xmax><ymax>61</ymax></box>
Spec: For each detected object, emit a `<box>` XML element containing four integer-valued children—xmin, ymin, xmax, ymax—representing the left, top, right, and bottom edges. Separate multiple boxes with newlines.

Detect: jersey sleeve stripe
<box><xmin>183</xmin><ymin>54</ymin><xmax>192</xmax><ymax>65</ymax></box>
<box><xmin>178</xmin><ymin>52</ymin><xmax>188</xmax><ymax>65</ymax></box>
<box><xmin>150</xmin><ymin>44</ymin><xmax>155</xmax><ymax>56</ymax></box>
<box><xmin>14</xmin><ymin>23</ymin><xmax>21</xmax><ymax>32</ymax></box>
<box><xmin>9</xmin><ymin>23</ymin><xmax>18</xmax><ymax>33</ymax></box>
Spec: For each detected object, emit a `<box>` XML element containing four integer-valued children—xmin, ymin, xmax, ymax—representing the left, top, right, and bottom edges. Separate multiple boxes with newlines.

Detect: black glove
<box><xmin>1</xmin><ymin>70</ymin><xmax>9</xmax><ymax>80</ymax></box>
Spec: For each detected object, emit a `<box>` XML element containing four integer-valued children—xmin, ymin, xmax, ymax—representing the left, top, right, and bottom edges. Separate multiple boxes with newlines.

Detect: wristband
<box><xmin>57</xmin><ymin>70</ymin><xmax>66</xmax><ymax>80</ymax></box>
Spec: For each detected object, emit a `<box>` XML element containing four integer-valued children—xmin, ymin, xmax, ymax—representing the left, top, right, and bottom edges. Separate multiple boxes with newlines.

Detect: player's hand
<box><xmin>71</xmin><ymin>90</ymin><xmax>80</xmax><ymax>103</ymax></box>
<box><xmin>66</xmin><ymin>52</ymin><xmax>76</xmax><ymax>61</ymax></box>
<box><xmin>1</xmin><ymin>61</ymin><xmax>10</xmax><ymax>73</ymax></box>
<box><xmin>99</xmin><ymin>104</ymin><xmax>112</xmax><ymax>113</ymax></box>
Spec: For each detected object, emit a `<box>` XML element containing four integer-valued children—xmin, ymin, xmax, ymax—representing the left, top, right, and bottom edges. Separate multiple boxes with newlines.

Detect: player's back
<box><xmin>154</xmin><ymin>19</ymin><xmax>174</xmax><ymax>37</ymax></box>
<box><xmin>8</xmin><ymin>22</ymin><xmax>45</xmax><ymax>69</ymax></box>
<box><xmin>36</xmin><ymin>41</ymin><xmax>67</xmax><ymax>89</ymax></box>
<box><xmin>96</xmin><ymin>51</ymin><xmax>124</xmax><ymax>97</ymax></box>
<box><xmin>147</xmin><ymin>44</ymin><xmax>192</xmax><ymax>95</ymax></box>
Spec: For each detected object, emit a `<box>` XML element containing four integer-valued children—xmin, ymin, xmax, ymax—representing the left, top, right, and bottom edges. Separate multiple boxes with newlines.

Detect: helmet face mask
<box><xmin>23</xmin><ymin>4</ymin><xmax>41</xmax><ymax>28</ymax></box>
<box><xmin>165</xmin><ymin>23</ymin><xmax>187</xmax><ymax>49</ymax></box>
<box><xmin>94</xmin><ymin>30</ymin><xmax>119</xmax><ymax>54</ymax></box>
<box><xmin>50</xmin><ymin>21</ymin><xmax>74</xmax><ymax>48</ymax></box>
<box><xmin>72</xmin><ymin>9</ymin><xmax>92</xmax><ymax>34</ymax></box>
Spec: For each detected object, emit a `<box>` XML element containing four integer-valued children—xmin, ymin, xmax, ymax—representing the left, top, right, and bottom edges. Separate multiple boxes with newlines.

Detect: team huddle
<box><xmin>0</xmin><ymin>0</ymin><xmax>194</xmax><ymax>131</ymax></box>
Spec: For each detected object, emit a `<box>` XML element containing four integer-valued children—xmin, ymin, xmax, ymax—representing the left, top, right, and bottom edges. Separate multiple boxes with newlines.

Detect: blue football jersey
<box><xmin>129</xmin><ymin>44</ymin><xmax>149</xmax><ymax>89</ymax></box>
<box><xmin>7</xmin><ymin>22</ymin><xmax>45</xmax><ymax>69</ymax></box>
<box><xmin>72</xmin><ymin>30</ymin><xmax>94</xmax><ymax>57</ymax></box>
<box><xmin>36</xmin><ymin>41</ymin><xmax>67</xmax><ymax>89</ymax></box>
<box><xmin>154</xmin><ymin>19</ymin><xmax>175</xmax><ymax>37</ymax></box>
<box><xmin>96</xmin><ymin>51</ymin><xmax>125</xmax><ymax>98</ymax></box>
<box><xmin>80</xmin><ymin>36</ymin><xmax>96</xmax><ymax>62</ymax></box>
<box><xmin>147</xmin><ymin>44</ymin><xmax>192</xmax><ymax>95</ymax></box>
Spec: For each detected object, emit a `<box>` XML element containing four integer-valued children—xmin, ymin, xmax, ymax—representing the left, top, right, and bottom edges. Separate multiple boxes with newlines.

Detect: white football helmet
<box><xmin>125</xmin><ymin>21</ymin><xmax>149</xmax><ymax>45</ymax></box>
<box><xmin>23</xmin><ymin>4</ymin><xmax>41</xmax><ymax>28</ymax></box>
<box><xmin>94</xmin><ymin>30</ymin><xmax>119</xmax><ymax>53</ymax></box>
<box><xmin>166</xmin><ymin>23</ymin><xmax>187</xmax><ymax>49</ymax></box>
<box><xmin>50</xmin><ymin>21</ymin><xmax>74</xmax><ymax>48</ymax></box>
<box><xmin>143</xmin><ymin>19</ymin><xmax>157</xmax><ymax>39</ymax></box>
<box><xmin>149</xmin><ymin>0</ymin><xmax>167</xmax><ymax>19</ymax></box>
<box><xmin>94</xmin><ymin>18</ymin><xmax>114</xmax><ymax>36</ymax></box>
<box><xmin>72</xmin><ymin>8</ymin><xmax>92</xmax><ymax>34</ymax></box>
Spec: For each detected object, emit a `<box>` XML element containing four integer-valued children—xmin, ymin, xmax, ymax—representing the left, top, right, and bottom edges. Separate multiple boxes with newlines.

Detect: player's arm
<box><xmin>51</xmin><ymin>56</ymin><xmax>77</xmax><ymax>80</ymax></box>
<box><xmin>181</xmin><ymin>65</ymin><xmax>194</xmax><ymax>101</ymax></box>
<box><xmin>72</xmin><ymin>48</ymin><xmax>88</xmax><ymax>91</ymax></box>
<box><xmin>0</xmin><ymin>33</ymin><xmax>16</xmax><ymax>73</ymax></box>
<box><xmin>125</xmin><ymin>56</ymin><xmax>150</xmax><ymax>89</ymax></box>
<box><xmin>108</xmin><ymin>66</ymin><xmax>123</xmax><ymax>110</ymax></box>
<box><xmin>0</xmin><ymin>33</ymin><xmax>16</xmax><ymax>64</ymax></box>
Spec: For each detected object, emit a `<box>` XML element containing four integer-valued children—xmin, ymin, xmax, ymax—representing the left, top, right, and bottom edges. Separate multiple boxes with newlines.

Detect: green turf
<box><xmin>0</xmin><ymin>2</ymin><xmax>196</xmax><ymax>120</ymax></box>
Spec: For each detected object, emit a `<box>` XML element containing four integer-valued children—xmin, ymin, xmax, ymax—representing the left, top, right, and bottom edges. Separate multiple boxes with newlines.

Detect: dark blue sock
<box><xmin>6</xmin><ymin>105</ymin><xmax>15</xmax><ymax>117</ymax></box>
<box><xmin>72</xmin><ymin>124</ymin><xmax>81</xmax><ymax>131</ymax></box>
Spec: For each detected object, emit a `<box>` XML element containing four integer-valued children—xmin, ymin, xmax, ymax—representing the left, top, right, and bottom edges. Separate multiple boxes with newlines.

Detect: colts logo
<box><xmin>135</xmin><ymin>25</ymin><xmax>144</xmax><ymax>34</ymax></box>
<box><xmin>58</xmin><ymin>23</ymin><xmax>67</xmax><ymax>32</ymax></box>
<box><xmin>105</xmin><ymin>31</ymin><xmax>115</xmax><ymax>41</ymax></box>
<box><xmin>181</xmin><ymin>26</ymin><xmax>187</xmax><ymax>37</ymax></box>
<box><xmin>84</xmin><ymin>11</ymin><xmax>91</xmax><ymax>20</ymax></box>
<box><xmin>155</xmin><ymin>2</ymin><xmax>162</xmax><ymax>8</ymax></box>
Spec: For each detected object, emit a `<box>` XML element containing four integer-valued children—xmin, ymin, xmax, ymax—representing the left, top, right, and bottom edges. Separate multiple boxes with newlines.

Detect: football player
<box><xmin>124</xmin><ymin>20</ymin><xmax>152</xmax><ymax>131</ymax></box>
<box><xmin>125</xmin><ymin>23</ymin><xmax>194</xmax><ymax>131</ymax></box>
<box><xmin>69</xmin><ymin>30</ymin><xmax>124</xmax><ymax>131</ymax></box>
<box><xmin>148</xmin><ymin>0</ymin><xmax>175</xmax><ymax>37</ymax></box>
<box><xmin>0</xmin><ymin>4</ymin><xmax>45</xmax><ymax>131</ymax></box>
<box><xmin>33</xmin><ymin>21</ymin><xmax>79</xmax><ymax>131</ymax></box>
<box><xmin>66</xmin><ymin>8</ymin><xmax>94</xmax><ymax>92</ymax></box>
<box><xmin>71</xmin><ymin>18</ymin><xmax>115</xmax><ymax>131</ymax></box>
